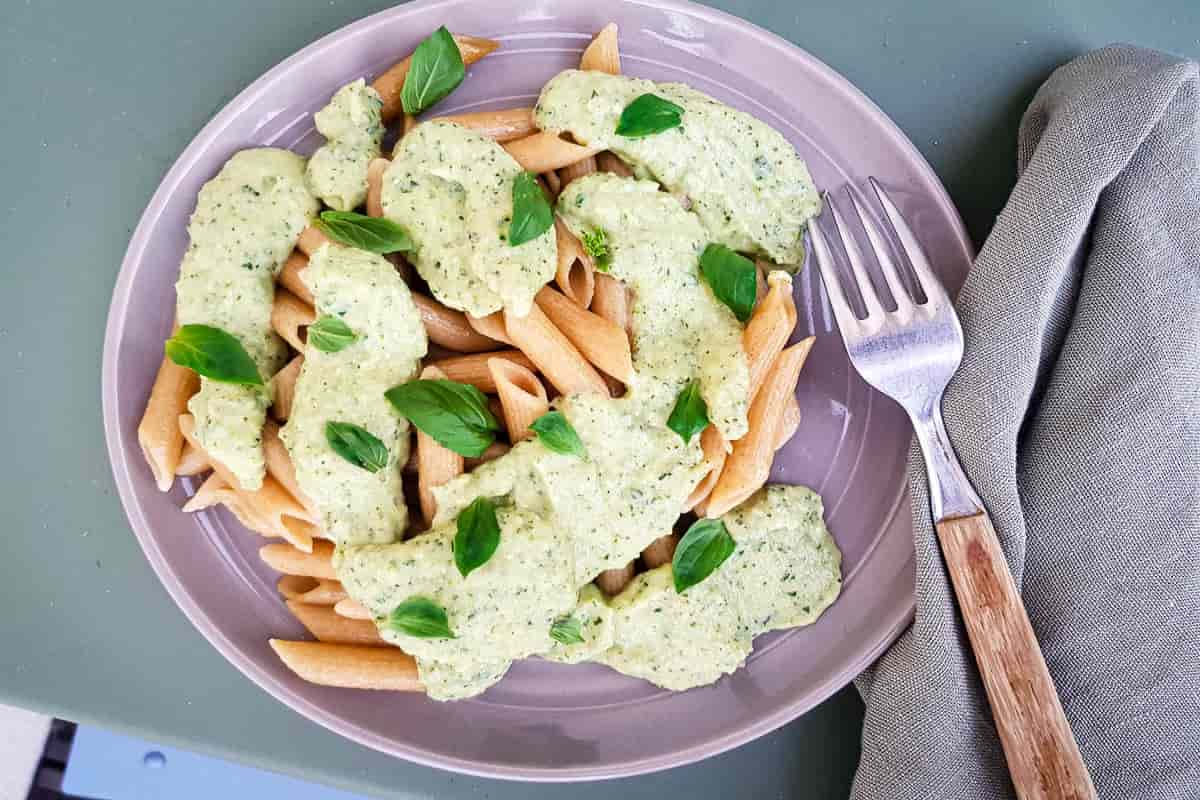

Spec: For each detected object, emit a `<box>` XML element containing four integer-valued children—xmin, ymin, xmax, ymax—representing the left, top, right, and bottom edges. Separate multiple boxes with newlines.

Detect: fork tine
<box><xmin>869</xmin><ymin>178</ymin><xmax>950</xmax><ymax>309</ymax></box>
<box><xmin>847</xmin><ymin>190</ymin><xmax>914</xmax><ymax>314</ymax></box>
<box><xmin>807</xmin><ymin>216</ymin><xmax>860</xmax><ymax>333</ymax></box>
<box><xmin>829</xmin><ymin>195</ymin><xmax>886</xmax><ymax>320</ymax></box>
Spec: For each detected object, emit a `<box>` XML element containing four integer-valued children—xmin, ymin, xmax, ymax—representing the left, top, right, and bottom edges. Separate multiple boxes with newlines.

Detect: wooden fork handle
<box><xmin>936</xmin><ymin>511</ymin><xmax>1097</xmax><ymax>800</ymax></box>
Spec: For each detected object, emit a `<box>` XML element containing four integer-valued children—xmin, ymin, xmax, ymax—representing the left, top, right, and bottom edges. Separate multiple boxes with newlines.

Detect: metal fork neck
<box><xmin>908</xmin><ymin>397</ymin><xmax>984</xmax><ymax>522</ymax></box>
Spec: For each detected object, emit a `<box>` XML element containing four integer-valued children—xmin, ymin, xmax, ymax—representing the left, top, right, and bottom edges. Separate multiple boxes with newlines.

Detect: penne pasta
<box><xmin>705</xmin><ymin>338</ymin><xmax>814</xmax><ymax>518</ymax></box>
<box><xmin>263</xmin><ymin>420</ymin><xmax>317</xmax><ymax>519</ymax></box>
<box><xmin>541</xmin><ymin>170</ymin><xmax>562</xmax><ymax>198</ymax></box>
<box><xmin>334</xmin><ymin>598</ymin><xmax>374</xmax><ymax>621</ymax></box>
<box><xmin>286</xmin><ymin>601</ymin><xmax>384</xmax><ymax>646</ymax></box>
<box><xmin>271</xmin><ymin>289</ymin><xmax>316</xmax><ymax>352</ymax></box>
<box><xmin>465</xmin><ymin>441</ymin><xmax>510</xmax><ymax>470</ymax></box>
<box><xmin>182</xmin><ymin>472</ymin><xmax>231</xmax><ymax>513</ymax></box>
<box><xmin>503</xmin><ymin>131</ymin><xmax>602</xmax><ymax>174</ymax></box>
<box><xmin>297</xmin><ymin>225</ymin><xmax>330</xmax><ymax>257</ymax></box>
<box><xmin>138</xmin><ymin>354</ymin><xmax>200</xmax><ymax>491</ymax></box>
<box><xmin>580</xmin><ymin>23</ymin><xmax>621</xmax><ymax>74</ymax></box>
<box><xmin>776</xmin><ymin>395</ymin><xmax>801</xmax><ymax>450</ymax></box>
<box><xmin>288</xmin><ymin>578</ymin><xmax>347</xmax><ymax>606</ymax></box>
<box><xmin>535</xmin><ymin>287</ymin><xmax>633</xmax><ymax>383</ymax></box>
<box><xmin>260</xmin><ymin>540</ymin><xmax>337</xmax><ymax>580</ymax></box>
<box><xmin>269</xmin><ymin>639</ymin><xmax>422</xmax><ymax>691</ymax></box>
<box><xmin>428</xmin><ymin>350</ymin><xmax>534</xmax><ymax>393</ymax></box>
<box><xmin>641</xmin><ymin>534</ymin><xmax>679</xmax><ymax>569</ymax></box>
<box><xmin>465</xmin><ymin>311</ymin><xmax>512</xmax><ymax>346</ymax></box>
<box><xmin>683</xmin><ymin>425</ymin><xmax>729</xmax><ymax>513</ymax></box>
<box><xmin>412</xmin><ymin>294</ymin><xmax>505</xmax><ymax>353</ymax></box>
<box><xmin>595</xmin><ymin>561</ymin><xmax>636</xmax><ymax>596</ymax></box>
<box><xmin>557</xmin><ymin>154</ymin><xmax>597</xmax><ymax>188</ymax></box>
<box><xmin>743</xmin><ymin>271</ymin><xmax>797</xmax><ymax>403</ymax></box>
<box><xmin>270</xmin><ymin>355</ymin><xmax>304</xmax><ymax>422</ymax></box>
<box><xmin>590</xmin><ymin>273</ymin><xmax>632</xmax><ymax>338</ymax></box>
<box><xmin>488</xmin><ymin>357</ymin><xmax>549</xmax><ymax>442</ymax></box>
<box><xmin>416</xmin><ymin>365</ymin><xmax>465</xmax><ymax>525</ymax></box>
<box><xmin>277</xmin><ymin>574</ymin><xmax>320</xmax><ymax>601</ymax></box>
<box><xmin>278</xmin><ymin>251</ymin><xmax>313</xmax><ymax>305</ymax></box>
<box><xmin>366</xmin><ymin>157</ymin><xmax>390</xmax><ymax>218</ymax></box>
<box><xmin>596</xmin><ymin>151</ymin><xmax>633</xmax><ymax>178</ymax></box>
<box><xmin>431</xmin><ymin>107</ymin><xmax>536</xmax><ymax>142</ymax></box>
<box><xmin>503</xmin><ymin>303</ymin><xmax>610</xmax><ymax>397</ymax></box>
<box><xmin>371</xmin><ymin>34</ymin><xmax>499</xmax><ymax>124</ymax></box>
<box><xmin>174</xmin><ymin>441</ymin><xmax>209</xmax><ymax>477</ymax></box>
<box><xmin>554</xmin><ymin>218</ymin><xmax>595</xmax><ymax>308</ymax></box>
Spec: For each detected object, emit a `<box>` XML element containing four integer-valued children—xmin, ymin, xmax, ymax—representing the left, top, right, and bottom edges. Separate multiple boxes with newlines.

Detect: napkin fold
<box><xmin>852</xmin><ymin>46</ymin><xmax>1200</xmax><ymax>800</ymax></box>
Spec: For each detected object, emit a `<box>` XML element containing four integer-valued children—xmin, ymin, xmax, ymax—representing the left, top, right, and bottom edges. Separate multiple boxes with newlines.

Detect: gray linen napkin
<box><xmin>852</xmin><ymin>46</ymin><xmax>1200</xmax><ymax>800</ymax></box>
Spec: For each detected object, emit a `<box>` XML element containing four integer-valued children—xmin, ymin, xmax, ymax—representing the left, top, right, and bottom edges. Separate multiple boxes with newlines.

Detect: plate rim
<box><xmin>102</xmin><ymin>0</ymin><xmax>971</xmax><ymax>781</ymax></box>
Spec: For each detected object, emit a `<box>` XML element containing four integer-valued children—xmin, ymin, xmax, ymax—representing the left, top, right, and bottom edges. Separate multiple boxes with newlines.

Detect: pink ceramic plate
<box><xmin>102</xmin><ymin>0</ymin><xmax>972</xmax><ymax>781</ymax></box>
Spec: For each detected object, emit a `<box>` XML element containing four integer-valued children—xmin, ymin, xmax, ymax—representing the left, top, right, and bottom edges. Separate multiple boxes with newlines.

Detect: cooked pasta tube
<box><xmin>371</xmin><ymin>34</ymin><xmax>499</xmax><ymax>124</ymax></box>
<box><xmin>269</xmin><ymin>640</ymin><xmax>421</xmax><ymax>691</ymax></box>
<box><xmin>181</xmin><ymin>472</ymin><xmax>231</xmax><ymax>513</ymax></box>
<box><xmin>503</xmin><ymin>131</ymin><xmax>602</xmax><ymax>174</ymax></box>
<box><xmin>260</xmin><ymin>540</ymin><xmax>337</xmax><ymax>580</ymax></box>
<box><xmin>535</xmin><ymin>287</ymin><xmax>633</xmax><ymax>383</ymax></box>
<box><xmin>366</xmin><ymin>157</ymin><xmax>389</xmax><ymax>218</ymax></box>
<box><xmin>541</xmin><ymin>170</ymin><xmax>562</xmax><ymax>197</ymax></box>
<box><xmin>271</xmin><ymin>289</ymin><xmax>316</xmax><ymax>352</ymax></box>
<box><xmin>503</xmin><ymin>303</ymin><xmax>609</xmax><ymax>397</ymax></box>
<box><xmin>270</xmin><ymin>355</ymin><xmax>304</xmax><ymax>422</ymax></box>
<box><xmin>465</xmin><ymin>311</ymin><xmax>513</xmax><ymax>345</ymax></box>
<box><xmin>705</xmin><ymin>338</ymin><xmax>814</xmax><ymax>517</ymax></box>
<box><xmin>590</xmin><ymin>273</ymin><xmax>632</xmax><ymax>338</ymax></box>
<box><xmin>138</xmin><ymin>355</ymin><xmax>200</xmax><ymax>491</ymax></box>
<box><xmin>580</xmin><ymin>23</ymin><xmax>620</xmax><ymax>74</ymax></box>
<box><xmin>263</xmin><ymin>420</ymin><xmax>317</xmax><ymax>519</ymax></box>
<box><xmin>595</xmin><ymin>561</ymin><xmax>636</xmax><ymax>596</ymax></box>
<box><xmin>431</xmin><ymin>107</ymin><xmax>536</xmax><ymax>142</ymax></box>
<box><xmin>334</xmin><ymin>598</ymin><xmax>374</xmax><ymax>621</ymax></box>
<box><xmin>283</xmin><ymin>578</ymin><xmax>347</xmax><ymax>606</ymax></box>
<box><xmin>641</xmin><ymin>534</ymin><xmax>679</xmax><ymax>569</ymax></box>
<box><xmin>488</xmin><ymin>357</ymin><xmax>549</xmax><ymax>442</ymax></box>
<box><xmin>174</xmin><ymin>441</ymin><xmax>209</xmax><ymax>477</ymax></box>
<box><xmin>554</xmin><ymin>218</ymin><xmax>595</xmax><ymax>308</ymax></box>
<box><xmin>776</xmin><ymin>395</ymin><xmax>801</xmax><ymax>450</ymax></box>
<box><xmin>297</xmin><ymin>225</ymin><xmax>330</xmax><ymax>257</ymax></box>
<box><xmin>557</xmin><ymin>154</ymin><xmax>597</xmax><ymax>188</ymax></box>
<box><xmin>415</xmin><ymin>365</ymin><xmax>465</xmax><ymax>525</ymax></box>
<box><xmin>465</xmin><ymin>441</ymin><xmax>510</xmax><ymax>470</ymax></box>
<box><xmin>412</xmin><ymin>294</ymin><xmax>505</xmax><ymax>353</ymax></box>
<box><xmin>743</xmin><ymin>271</ymin><xmax>797</xmax><ymax>402</ymax></box>
<box><xmin>277</xmin><ymin>575</ymin><xmax>319</xmax><ymax>600</ymax></box>
<box><xmin>428</xmin><ymin>350</ymin><xmax>535</xmax><ymax>393</ymax></box>
<box><xmin>596</xmin><ymin>151</ymin><xmax>633</xmax><ymax>178</ymax></box>
<box><xmin>286</xmin><ymin>601</ymin><xmax>384</xmax><ymax>646</ymax></box>
<box><xmin>683</xmin><ymin>425</ymin><xmax>730</xmax><ymax>513</ymax></box>
<box><xmin>278</xmin><ymin>251</ymin><xmax>313</xmax><ymax>305</ymax></box>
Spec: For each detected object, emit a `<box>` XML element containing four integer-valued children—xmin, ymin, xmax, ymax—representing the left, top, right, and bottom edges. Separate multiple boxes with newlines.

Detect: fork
<box><xmin>810</xmin><ymin>180</ymin><xmax>1096</xmax><ymax>800</ymax></box>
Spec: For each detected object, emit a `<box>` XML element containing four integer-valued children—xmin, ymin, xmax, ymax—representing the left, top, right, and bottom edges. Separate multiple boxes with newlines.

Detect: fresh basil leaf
<box><xmin>307</xmin><ymin>315</ymin><xmax>357</xmax><ymax>353</ymax></box>
<box><xmin>549</xmin><ymin>615</ymin><xmax>585</xmax><ymax>645</ymax></box>
<box><xmin>699</xmin><ymin>243</ymin><xmax>757</xmax><ymax>322</ymax></box>
<box><xmin>528</xmin><ymin>410</ymin><xmax>586</xmax><ymax>457</ymax></box>
<box><xmin>615</xmin><ymin>93</ymin><xmax>684</xmax><ymax>138</ymax></box>
<box><xmin>384</xmin><ymin>379</ymin><xmax>500</xmax><ymax>457</ymax></box>
<box><xmin>324</xmin><ymin>421</ymin><xmax>388</xmax><ymax>473</ymax></box>
<box><xmin>453</xmin><ymin>497</ymin><xmax>501</xmax><ymax>578</ymax></box>
<box><xmin>316</xmin><ymin>210</ymin><xmax>413</xmax><ymax>254</ymax></box>
<box><xmin>400</xmin><ymin>26</ymin><xmax>466</xmax><ymax>115</ymax></box>
<box><xmin>165</xmin><ymin>324</ymin><xmax>262</xmax><ymax>386</ymax></box>
<box><xmin>388</xmin><ymin>596</ymin><xmax>455</xmax><ymax>639</ymax></box>
<box><xmin>673</xmin><ymin>518</ymin><xmax>736</xmax><ymax>594</ymax></box>
<box><xmin>666</xmin><ymin>381</ymin><xmax>709</xmax><ymax>444</ymax></box>
<box><xmin>580</xmin><ymin>228</ymin><xmax>611</xmax><ymax>272</ymax></box>
<box><xmin>508</xmin><ymin>172</ymin><xmax>553</xmax><ymax>247</ymax></box>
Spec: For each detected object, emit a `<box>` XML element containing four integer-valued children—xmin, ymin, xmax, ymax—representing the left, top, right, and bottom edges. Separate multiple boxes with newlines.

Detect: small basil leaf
<box><xmin>307</xmin><ymin>315</ymin><xmax>357</xmax><ymax>353</ymax></box>
<box><xmin>699</xmin><ymin>243</ymin><xmax>757</xmax><ymax>322</ymax></box>
<box><xmin>165</xmin><ymin>324</ymin><xmax>263</xmax><ymax>386</ymax></box>
<box><xmin>388</xmin><ymin>596</ymin><xmax>455</xmax><ymax>639</ymax></box>
<box><xmin>316</xmin><ymin>210</ymin><xmax>413</xmax><ymax>254</ymax></box>
<box><xmin>324</xmin><ymin>421</ymin><xmax>388</xmax><ymax>473</ymax></box>
<box><xmin>672</xmin><ymin>518</ymin><xmax>736</xmax><ymax>594</ymax></box>
<box><xmin>508</xmin><ymin>172</ymin><xmax>553</xmax><ymax>247</ymax></box>
<box><xmin>528</xmin><ymin>411</ymin><xmax>586</xmax><ymax>457</ymax></box>
<box><xmin>666</xmin><ymin>381</ymin><xmax>709</xmax><ymax>444</ymax></box>
<box><xmin>454</xmin><ymin>497</ymin><xmax>501</xmax><ymax>578</ymax></box>
<box><xmin>615</xmin><ymin>93</ymin><xmax>684</xmax><ymax>138</ymax></box>
<box><xmin>580</xmin><ymin>228</ymin><xmax>611</xmax><ymax>272</ymax></box>
<box><xmin>384</xmin><ymin>379</ymin><xmax>500</xmax><ymax>457</ymax></box>
<box><xmin>400</xmin><ymin>26</ymin><xmax>466</xmax><ymax>115</ymax></box>
<box><xmin>549</xmin><ymin>615</ymin><xmax>585</xmax><ymax>645</ymax></box>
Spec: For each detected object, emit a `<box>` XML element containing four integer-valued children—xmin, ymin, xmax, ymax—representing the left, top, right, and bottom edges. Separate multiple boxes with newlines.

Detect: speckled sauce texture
<box><xmin>176</xmin><ymin>148</ymin><xmax>319</xmax><ymax>489</ymax></box>
<box><xmin>279</xmin><ymin>243</ymin><xmax>427</xmax><ymax>545</ymax></box>
<box><xmin>305</xmin><ymin>79</ymin><xmax>385</xmax><ymax>212</ymax></box>
<box><xmin>535</xmin><ymin>70</ymin><xmax>821</xmax><ymax>265</ymax></box>
<box><xmin>381</xmin><ymin>121</ymin><xmax>556</xmax><ymax>317</ymax></box>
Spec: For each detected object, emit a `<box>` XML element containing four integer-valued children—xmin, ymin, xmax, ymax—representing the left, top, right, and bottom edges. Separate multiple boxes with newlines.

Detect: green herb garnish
<box><xmin>384</xmin><ymin>379</ymin><xmax>501</xmax><ymax>457</ymax></box>
<box><xmin>453</xmin><ymin>497</ymin><xmax>501</xmax><ymax>578</ymax></box>
<box><xmin>528</xmin><ymin>411</ymin><xmax>586</xmax><ymax>457</ymax></box>
<box><xmin>508</xmin><ymin>172</ymin><xmax>553</xmax><ymax>247</ymax></box>
<box><xmin>324</xmin><ymin>421</ymin><xmax>388</xmax><ymax>473</ymax></box>
<box><xmin>400</xmin><ymin>26</ymin><xmax>466</xmax><ymax>115</ymax></box>
<box><xmin>165</xmin><ymin>324</ymin><xmax>262</xmax><ymax>386</ymax></box>
<box><xmin>316</xmin><ymin>210</ymin><xmax>413</xmax><ymax>254</ymax></box>
<box><xmin>699</xmin><ymin>243</ymin><xmax>757</xmax><ymax>322</ymax></box>
<box><xmin>549</xmin><ymin>615</ymin><xmax>585</xmax><ymax>645</ymax></box>
<box><xmin>615</xmin><ymin>93</ymin><xmax>684</xmax><ymax>138</ymax></box>
<box><xmin>580</xmin><ymin>228</ymin><xmax>611</xmax><ymax>272</ymax></box>
<box><xmin>388</xmin><ymin>596</ymin><xmax>455</xmax><ymax>639</ymax></box>
<box><xmin>666</xmin><ymin>380</ymin><xmax>709</xmax><ymax>444</ymax></box>
<box><xmin>672</xmin><ymin>518</ymin><xmax>736</xmax><ymax>593</ymax></box>
<box><xmin>307</xmin><ymin>316</ymin><xmax>357</xmax><ymax>353</ymax></box>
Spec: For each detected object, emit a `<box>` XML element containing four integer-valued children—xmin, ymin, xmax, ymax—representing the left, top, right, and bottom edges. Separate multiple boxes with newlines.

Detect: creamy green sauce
<box><xmin>280</xmin><ymin>243</ymin><xmax>427</xmax><ymax>545</ymax></box>
<box><xmin>381</xmin><ymin>121</ymin><xmax>556</xmax><ymax>317</ymax></box>
<box><xmin>535</xmin><ymin>70</ymin><xmax>821</xmax><ymax>264</ymax></box>
<box><xmin>598</xmin><ymin>485</ymin><xmax>841</xmax><ymax>690</ymax></box>
<box><xmin>543</xmin><ymin>584</ymin><xmax>615</xmax><ymax>665</ymax></box>
<box><xmin>556</xmin><ymin>173</ymin><xmax>749</xmax><ymax>439</ymax></box>
<box><xmin>176</xmin><ymin>148</ymin><xmax>318</xmax><ymax>489</ymax></box>
<box><xmin>306</xmin><ymin>79</ymin><xmax>385</xmax><ymax>211</ymax></box>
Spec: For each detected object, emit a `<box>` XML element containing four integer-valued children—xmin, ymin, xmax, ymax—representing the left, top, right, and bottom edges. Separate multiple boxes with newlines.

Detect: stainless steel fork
<box><xmin>810</xmin><ymin>180</ymin><xmax>1096</xmax><ymax>800</ymax></box>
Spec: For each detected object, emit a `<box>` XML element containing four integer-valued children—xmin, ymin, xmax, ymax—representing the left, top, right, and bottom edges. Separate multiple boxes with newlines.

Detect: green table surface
<box><xmin>2</xmin><ymin>1</ymin><xmax>1196</xmax><ymax>797</ymax></box>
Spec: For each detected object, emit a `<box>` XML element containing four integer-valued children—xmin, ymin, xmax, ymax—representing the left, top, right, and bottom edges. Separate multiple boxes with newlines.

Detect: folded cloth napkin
<box><xmin>852</xmin><ymin>46</ymin><xmax>1200</xmax><ymax>800</ymax></box>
